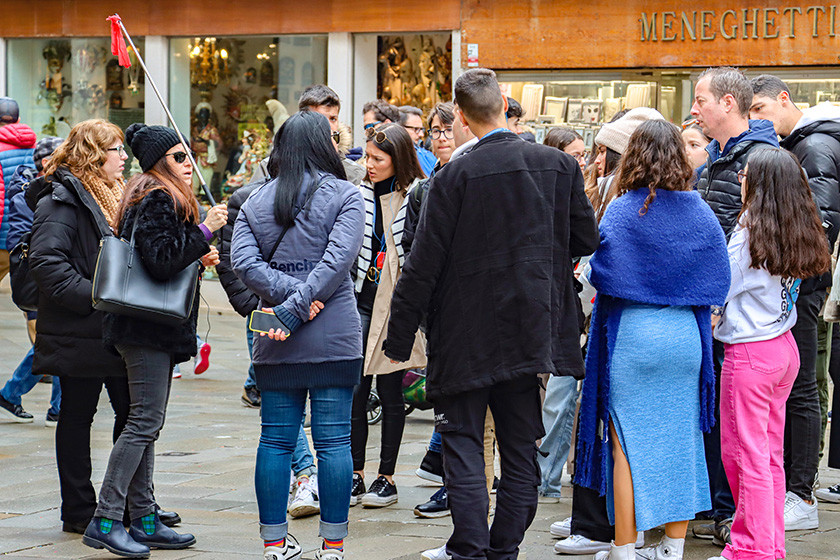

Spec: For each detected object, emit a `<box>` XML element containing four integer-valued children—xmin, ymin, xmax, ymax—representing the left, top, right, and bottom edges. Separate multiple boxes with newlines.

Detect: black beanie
<box><xmin>125</xmin><ymin>123</ymin><xmax>183</xmax><ymax>172</ymax></box>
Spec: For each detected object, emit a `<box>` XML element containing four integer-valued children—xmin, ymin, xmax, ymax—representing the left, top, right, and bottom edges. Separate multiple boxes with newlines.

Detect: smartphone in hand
<box><xmin>249</xmin><ymin>309</ymin><xmax>291</xmax><ymax>337</ymax></box>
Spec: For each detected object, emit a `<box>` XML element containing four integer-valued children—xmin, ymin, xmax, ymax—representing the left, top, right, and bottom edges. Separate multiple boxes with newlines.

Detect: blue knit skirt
<box><xmin>607</xmin><ymin>303</ymin><xmax>711</xmax><ymax>531</ymax></box>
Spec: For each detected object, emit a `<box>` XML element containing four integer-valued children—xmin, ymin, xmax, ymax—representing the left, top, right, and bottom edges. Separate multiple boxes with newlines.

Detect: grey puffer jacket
<box><xmin>231</xmin><ymin>172</ymin><xmax>365</xmax><ymax>369</ymax></box>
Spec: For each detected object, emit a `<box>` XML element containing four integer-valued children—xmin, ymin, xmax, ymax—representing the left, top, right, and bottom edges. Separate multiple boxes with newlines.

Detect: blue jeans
<box><xmin>0</xmin><ymin>346</ymin><xmax>61</xmax><ymax>415</ymax></box>
<box><xmin>244</xmin><ymin>320</ymin><xmax>257</xmax><ymax>390</ymax></box>
<box><xmin>429</xmin><ymin>431</ymin><xmax>443</xmax><ymax>454</ymax></box>
<box><xmin>256</xmin><ymin>386</ymin><xmax>353</xmax><ymax>542</ymax></box>
<box><xmin>538</xmin><ymin>375</ymin><xmax>578</xmax><ymax>497</ymax></box>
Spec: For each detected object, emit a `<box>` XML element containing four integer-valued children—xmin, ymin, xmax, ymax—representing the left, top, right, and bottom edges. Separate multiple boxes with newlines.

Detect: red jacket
<box><xmin>0</xmin><ymin>123</ymin><xmax>37</xmax><ymax>248</ymax></box>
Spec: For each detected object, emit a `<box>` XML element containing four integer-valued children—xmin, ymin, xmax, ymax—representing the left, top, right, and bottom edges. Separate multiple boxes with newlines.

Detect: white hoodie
<box><xmin>791</xmin><ymin>102</ymin><xmax>840</xmax><ymax>134</ymax></box>
<box><xmin>715</xmin><ymin>223</ymin><xmax>799</xmax><ymax>344</ymax></box>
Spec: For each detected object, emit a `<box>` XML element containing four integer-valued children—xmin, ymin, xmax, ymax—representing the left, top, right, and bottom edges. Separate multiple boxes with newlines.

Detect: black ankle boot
<box><xmin>82</xmin><ymin>517</ymin><xmax>150</xmax><ymax>558</ymax></box>
<box><xmin>129</xmin><ymin>513</ymin><xmax>196</xmax><ymax>549</ymax></box>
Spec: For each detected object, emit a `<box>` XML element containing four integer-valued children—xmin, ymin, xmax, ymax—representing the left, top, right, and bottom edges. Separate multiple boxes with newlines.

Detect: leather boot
<box><xmin>82</xmin><ymin>518</ymin><xmax>150</xmax><ymax>558</ymax></box>
<box><xmin>129</xmin><ymin>513</ymin><xmax>196</xmax><ymax>549</ymax></box>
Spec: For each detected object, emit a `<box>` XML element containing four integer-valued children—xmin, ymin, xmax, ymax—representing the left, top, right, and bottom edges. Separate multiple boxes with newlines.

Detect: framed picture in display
<box><xmin>521</xmin><ymin>84</ymin><xmax>544</xmax><ymax>121</ymax></box>
<box><xmin>583</xmin><ymin>128</ymin><xmax>595</xmax><ymax>150</ymax></box>
<box><xmin>543</xmin><ymin>96</ymin><xmax>568</xmax><ymax>123</ymax></box>
<box><xmin>566</xmin><ymin>98</ymin><xmax>585</xmax><ymax>123</ymax></box>
<box><xmin>582</xmin><ymin>100</ymin><xmax>602</xmax><ymax>124</ymax></box>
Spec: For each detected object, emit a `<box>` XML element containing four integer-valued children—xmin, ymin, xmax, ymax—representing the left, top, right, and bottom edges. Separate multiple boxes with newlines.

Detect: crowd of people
<box><xmin>0</xmin><ymin>62</ymin><xmax>838</xmax><ymax>560</ymax></box>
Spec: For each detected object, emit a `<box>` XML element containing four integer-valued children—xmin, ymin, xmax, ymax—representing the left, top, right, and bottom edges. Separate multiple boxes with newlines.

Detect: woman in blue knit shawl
<box><xmin>574</xmin><ymin>120</ymin><xmax>730</xmax><ymax>560</ymax></box>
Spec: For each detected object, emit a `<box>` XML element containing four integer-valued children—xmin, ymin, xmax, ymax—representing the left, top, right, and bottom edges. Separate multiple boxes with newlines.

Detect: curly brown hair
<box><xmin>600</xmin><ymin>120</ymin><xmax>693</xmax><ymax>220</ymax></box>
<box><xmin>740</xmin><ymin>148</ymin><xmax>831</xmax><ymax>279</ymax></box>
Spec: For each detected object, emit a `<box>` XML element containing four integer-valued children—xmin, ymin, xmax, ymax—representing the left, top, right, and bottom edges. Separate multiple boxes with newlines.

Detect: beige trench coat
<box><xmin>363</xmin><ymin>189</ymin><xmax>427</xmax><ymax>375</ymax></box>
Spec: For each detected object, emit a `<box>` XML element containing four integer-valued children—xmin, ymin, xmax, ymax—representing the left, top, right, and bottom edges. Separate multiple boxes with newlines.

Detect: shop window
<box><xmin>169</xmin><ymin>35</ymin><xmax>327</xmax><ymax>200</ymax></box>
<box><xmin>378</xmin><ymin>34</ymin><xmax>453</xmax><ymax>112</ymax></box>
<box><xmin>7</xmin><ymin>38</ymin><xmax>145</xmax><ymax>143</ymax></box>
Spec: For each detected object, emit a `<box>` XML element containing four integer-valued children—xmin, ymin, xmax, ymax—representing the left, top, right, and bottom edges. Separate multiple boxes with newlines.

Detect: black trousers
<box><xmin>350</xmin><ymin>307</ymin><xmax>405</xmax><ymax>476</ymax></box>
<box><xmin>786</xmin><ymin>290</ymin><xmax>825</xmax><ymax>498</ymax></box>
<box><xmin>829</xmin><ymin>322</ymin><xmax>840</xmax><ymax>469</ymax></box>
<box><xmin>436</xmin><ymin>375</ymin><xmax>544</xmax><ymax>560</ymax></box>
<box><xmin>703</xmin><ymin>340</ymin><xmax>735</xmax><ymax>519</ymax></box>
<box><xmin>56</xmin><ymin>376</ymin><xmax>130</xmax><ymax>524</ymax></box>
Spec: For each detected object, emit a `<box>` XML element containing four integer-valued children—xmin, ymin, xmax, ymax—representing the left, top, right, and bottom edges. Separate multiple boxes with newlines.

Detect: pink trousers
<box><xmin>720</xmin><ymin>331</ymin><xmax>799</xmax><ymax>560</ymax></box>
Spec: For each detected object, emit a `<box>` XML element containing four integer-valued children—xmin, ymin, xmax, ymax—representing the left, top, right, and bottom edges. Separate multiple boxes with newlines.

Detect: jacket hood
<box><xmin>0</xmin><ymin>123</ymin><xmax>37</xmax><ymax>149</ymax></box>
<box><xmin>707</xmin><ymin>118</ymin><xmax>779</xmax><ymax>160</ymax></box>
<box><xmin>792</xmin><ymin>102</ymin><xmax>840</xmax><ymax>132</ymax></box>
<box><xmin>7</xmin><ymin>165</ymin><xmax>38</xmax><ymax>199</ymax></box>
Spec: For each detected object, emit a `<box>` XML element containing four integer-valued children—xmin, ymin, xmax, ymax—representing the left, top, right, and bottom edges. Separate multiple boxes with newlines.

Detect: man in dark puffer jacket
<box><xmin>689</xmin><ymin>66</ymin><xmax>780</xmax><ymax>544</ymax></box>
<box><xmin>750</xmin><ymin>74</ymin><xmax>840</xmax><ymax>526</ymax></box>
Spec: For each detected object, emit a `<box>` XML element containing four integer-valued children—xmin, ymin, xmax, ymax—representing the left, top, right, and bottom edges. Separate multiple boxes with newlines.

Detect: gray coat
<box><xmin>231</xmin><ymin>172</ymin><xmax>365</xmax><ymax>369</ymax></box>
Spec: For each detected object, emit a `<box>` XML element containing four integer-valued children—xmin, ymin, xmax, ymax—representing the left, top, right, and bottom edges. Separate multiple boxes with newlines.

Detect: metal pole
<box><xmin>113</xmin><ymin>16</ymin><xmax>217</xmax><ymax>206</ymax></box>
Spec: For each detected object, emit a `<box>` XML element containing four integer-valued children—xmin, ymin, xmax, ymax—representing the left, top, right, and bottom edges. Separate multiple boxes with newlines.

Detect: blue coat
<box><xmin>0</xmin><ymin>123</ymin><xmax>37</xmax><ymax>249</ymax></box>
<box><xmin>231</xmin><ymin>172</ymin><xmax>365</xmax><ymax>378</ymax></box>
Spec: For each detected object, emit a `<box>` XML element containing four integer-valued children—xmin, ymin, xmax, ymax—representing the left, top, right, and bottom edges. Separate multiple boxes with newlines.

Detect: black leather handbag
<box><xmin>91</xmin><ymin>214</ymin><xmax>200</xmax><ymax>326</ymax></box>
<box><xmin>9</xmin><ymin>232</ymin><xmax>39</xmax><ymax>312</ymax></box>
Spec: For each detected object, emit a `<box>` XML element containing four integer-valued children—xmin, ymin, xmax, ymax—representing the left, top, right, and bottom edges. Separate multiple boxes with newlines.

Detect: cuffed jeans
<box><xmin>1</xmin><ymin>347</ymin><xmax>61</xmax><ymax>415</ymax></box>
<box><xmin>436</xmin><ymin>376</ymin><xmax>543</xmax><ymax>560</ymax></box>
<box><xmin>786</xmin><ymin>290</ymin><xmax>824</xmax><ymax>500</ymax></box>
<box><xmin>721</xmin><ymin>332</ymin><xmax>799</xmax><ymax>560</ymax></box>
<box><xmin>95</xmin><ymin>345</ymin><xmax>173</xmax><ymax>520</ymax></box>
<box><xmin>538</xmin><ymin>375</ymin><xmax>578</xmax><ymax>497</ymax></box>
<box><xmin>257</xmin><ymin>386</ymin><xmax>353</xmax><ymax>542</ymax></box>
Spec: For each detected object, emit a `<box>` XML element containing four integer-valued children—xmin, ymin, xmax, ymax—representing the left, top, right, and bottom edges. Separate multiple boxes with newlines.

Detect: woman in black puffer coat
<box><xmin>28</xmin><ymin>119</ymin><xmax>131</xmax><ymax>534</ymax></box>
<box><xmin>82</xmin><ymin>123</ymin><xmax>227</xmax><ymax>558</ymax></box>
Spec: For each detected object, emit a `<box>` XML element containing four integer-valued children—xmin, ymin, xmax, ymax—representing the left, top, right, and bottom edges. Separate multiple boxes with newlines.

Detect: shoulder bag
<box><xmin>91</xmin><ymin>209</ymin><xmax>201</xmax><ymax>326</ymax></box>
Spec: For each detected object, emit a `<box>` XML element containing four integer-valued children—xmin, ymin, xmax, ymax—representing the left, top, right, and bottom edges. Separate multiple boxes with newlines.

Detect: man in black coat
<box><xmin>384</xmin><ymin>68</ymin><xmax>599</xmax><ymax>560</ymax></box>
<box><xmin>750</xmin><ymin>74</ymin><xmax>840</xmax><ymax>524</ymax></box>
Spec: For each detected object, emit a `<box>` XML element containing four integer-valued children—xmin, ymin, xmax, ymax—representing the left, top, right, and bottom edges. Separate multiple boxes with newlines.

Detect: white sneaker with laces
<box><xmin>815</xmin><ymin>483</ymin><xmax>840</xmax><ymax>503</ymax></box>
<box><xmin>784</xmin><ymin>491</ymin><xmax>819</xmax><ymax>530</ymax></box>
<box><xmin>420</xmin><ymin>544</ymin><xmax>451</xmax><ymax>560</ymax></box>
<box><xmin>550</xmin><ymin>516</ymin><xmax>572</xmax><ymax>538</ymax></box>
<box><xmin>263</xmin><ymin>534</ymin><xmax>302</xmax><ymax>560</ymax></box>
<box><xmin>554</xmin><ymin>534</ymin><xmax>611</xmax><ymax>554</ymax></box>
<box><xmin>289</xmin><ymin>474</ymin><xmax>320</xmax><ymax>518</ymax></box>
<box><xmin>314</xmin><ymin>545</ymin><xmax>344</xmax><ymax>559</ymax></box>
<box><xmin>594</xmin><ymin>541</ymin><xmax>636</xmax><ymax>560</ymax></box>
<box><xmin>635</xmin><ymin>536</ymin><xmax>684</xmax><ymax>560</ymax></box>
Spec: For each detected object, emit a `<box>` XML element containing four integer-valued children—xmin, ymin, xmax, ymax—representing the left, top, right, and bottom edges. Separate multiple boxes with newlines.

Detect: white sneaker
<box><xmin>288</xmin><ymin>474</ymin><xmax>320</xmax><ymax>518</ymax></box>
<box><xmin>554</xmin><ymin>534</ymin><xmax>611</xmax><ymax>555</ymax></box>
<box><xmin>264</xmin><ymin>534</ymin><xmax>302</xmax><ymax>560</ymax></box>
<box><xmin>784</xmin><ymin>491</ymin><xmax>819</xmax><ymax>530</ymax></box>
<box><xmin>635</xmin><ymin>536</ymin><xmax>684</xmax><ymax>560</ymax></box>
<box><xmin>550</xmin><ymin>516</ymin><xmax>571</xmax><ymax>538</ymax></box>
<box><xmin>420</xmin><ymin>544</ymin><xmax>451</xmax><ymax>560</ymax></box>
<box><xmin>815</xmin><ymin>483</ymin><xmax>840</xmax><ymax>503</ymax></box>
<box><xmin>314</xmin><ymin>545</ymin><xmax>344</xmax><ymax>560</ymax></box>
<box><xmin>594</xmin><ymin>541</ymin><xmax>637</xmax><ymax>560</ymax></box>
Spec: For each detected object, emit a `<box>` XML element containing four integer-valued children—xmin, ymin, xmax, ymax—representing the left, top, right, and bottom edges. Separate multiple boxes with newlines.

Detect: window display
<box><xmin>169</xmin><ymin>34</ymin><xmax>327</xmax><ymax>200</ymax></box>
<box><xmin>377</xmin><ymin>34</ymin><xmax>452</xmax><ymax>111</ymax></box>
<box><xmin>7</xmin><ymin>37</ymin><xmax>146</xmax><ymax>142</ymax></box>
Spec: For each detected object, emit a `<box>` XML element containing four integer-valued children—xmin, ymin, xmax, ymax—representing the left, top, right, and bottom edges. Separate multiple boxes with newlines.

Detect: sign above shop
<box><xmin>639</xmin><ymin>7</ymin><xmax>837</xmax><ymax>41</ymax></box>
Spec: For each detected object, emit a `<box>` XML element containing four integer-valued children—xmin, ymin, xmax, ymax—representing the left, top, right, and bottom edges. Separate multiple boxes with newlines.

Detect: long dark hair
<box><xmin>544</xmin><ymin>127</ymin><xmax>582</xmax><ymax>151</ymax></box>
<box><xmin>270</xmin><ymin>111</ymin><xmax>347</xmax><ymax>228</ymax></box>
<box><xmin>600</xmin><ymin>120</ymin><xmax>694</xmax><ymax>220</ymax></box>
<box><xmin>741</xmin><ymin>148</ymin><xmax>830</xmax><ymax>278</ymax></box>
<box><xmin>365</xmin><ymin>123</ymin><xmax>425</xmax><ymax>192</ymax></box>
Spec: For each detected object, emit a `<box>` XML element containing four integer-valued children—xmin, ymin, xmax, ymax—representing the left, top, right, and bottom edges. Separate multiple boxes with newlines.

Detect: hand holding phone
<box><xmin>249</xmin><ymin>309</ymin><xmax>291</xmax><ymax>341</ymax></box>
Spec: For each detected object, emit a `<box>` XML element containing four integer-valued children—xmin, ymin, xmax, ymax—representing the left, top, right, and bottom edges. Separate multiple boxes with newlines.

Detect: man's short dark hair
<box><xmin>398</xmin><ymin>105</ymin><xmax>423</xmax><ymax>125</ymax></box>
<box><xmin>751</xmin><ymin>74</ymin><xmax>791</xmax><ymax>100</ymax></box>
<box><xmin>698</xmin><ymin>67</ymin><xmax>753</xmax><ymax>117</ymax></box>
<box><xmin>0</xmin><ymin>97</ymin><xmax>20</xmax><ymax>125</ymax></box>
<box><xmin>505</xmin><ymin>97</ymin><xmax>523</xmax><ymax>119</ymax></box>
<box><xmin>362</xmin><ymin>100</ymin><xmax>400</xmax><ymax>123</ymax></box>
<box><xmin>453</xmin><ymin>68</ymin><xmax>504</xmax><ymax>126</ymax></box>
<box><xmin>298</xmin><ymin>85</ymin><xmax>341</xmax><ymax>111</ymax></box>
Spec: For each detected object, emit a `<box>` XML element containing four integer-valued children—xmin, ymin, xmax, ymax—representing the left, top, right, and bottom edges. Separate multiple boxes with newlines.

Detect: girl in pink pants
<box><xmin>711</xmin><ymin>148</ymin><xmax>831</xmax><ymax>560</ymax></box>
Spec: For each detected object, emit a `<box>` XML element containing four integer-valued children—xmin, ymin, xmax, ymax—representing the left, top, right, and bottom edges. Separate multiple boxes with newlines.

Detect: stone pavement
<box><xmin>0</xmin><ymin>278</ymin><xmax>837</xmax><ymax>559</ymax></box>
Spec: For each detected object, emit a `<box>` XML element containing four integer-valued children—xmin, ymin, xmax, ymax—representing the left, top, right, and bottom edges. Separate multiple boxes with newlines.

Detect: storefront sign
<box><xmin>467</xmin><ymin>43</ymin><xmax>480</xmax><ymax>67</ymax></box>
<box><xmin>639</xmin><ymin>7</ymin><xmax>837</xmax><ymax>41</ymax></box>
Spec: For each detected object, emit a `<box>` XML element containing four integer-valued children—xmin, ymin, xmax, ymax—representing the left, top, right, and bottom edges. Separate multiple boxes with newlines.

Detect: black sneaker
<box><xmin>415</xmin><ymin>449</ymin><xmax>444</xmax><ymax>484</ymax></box>
<box><xmin>816</xmin><ymin>483</ymin><xmax>840</xmax><ymax>503</ymax></box>
<box><xmin>241</xmin><ymin>386</ymin><xmax>261</xmax><ymax>408</ymax></box>
<box><xmin>713</xmin><ymin>517</ymin><xmax>732</xmax><ymax>547</ymax></box>
<box><xmin>414</xmin><ymin>486</ymin><xmax>449</xmax><ymax>518</ymax></box>
<box><xmin>46</xmin><ymin>411</ymin><xmax>59</xmax><ymax>427</ymax></box>
<box><xmin>349</xmin><ymin>473</ymin><xmax>366</xmax><ymax>507</ymax></box>
<box><xmin>361</xmin><ymin>475</ymin><xmax>398</xmax><ymax>508</ymax></box>
<box><xmin>0</xmin><ymin>394</ymin><xmax>34</xmax><ymax>423</ymax></box>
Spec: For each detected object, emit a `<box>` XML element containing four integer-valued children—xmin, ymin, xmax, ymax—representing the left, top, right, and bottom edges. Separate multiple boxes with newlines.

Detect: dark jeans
<box><xmin>703</xmin><ymin>339</ymin><xmax>736</xmax><ymax>519</ymax></box>
<box><xmin>829</xmin><ymin>322</ymin><xmax>840</xmax><ymax>469</ymax></box>
<box><xmin>786</xmin><ymin>290</ymin><xmax>825</xmax><ymax>499</ymax></box>
<box><xmin>350</xmin><ymin>308</ymin><xmax>405</xmax><ymax>476</ymax></box>
<box><xmin>56</xmin><ymin>376</ymin><xmax>130</xmax><ymax>524</ymax></box>
<box><xmin>570</xmin><ymin>408</ymin><xmax>614</xmax><ymax>542</ymax></box>
<box><xmin>436</xmin><ymin>376</ymin><xmax>543</xmax><ymax>560</ymax></box>
<box><xmin>95</xmin><ymin>345</ymin><xmax>174</xmax><ymax>520</ymax></box>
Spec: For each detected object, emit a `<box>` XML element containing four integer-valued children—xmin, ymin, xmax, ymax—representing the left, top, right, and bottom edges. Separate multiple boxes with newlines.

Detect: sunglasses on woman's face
<box><xmin>168</xmin><ymin>150</ymin><xmax>197</xmax><ymax>164</ymax></box>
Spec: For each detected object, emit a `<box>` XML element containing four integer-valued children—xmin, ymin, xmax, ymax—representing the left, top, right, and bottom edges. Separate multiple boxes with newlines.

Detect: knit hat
<box><xmin>33</xmin><ymin>136</ymin><xmax>63</xmax><ymax>172</ymax></box>
<box><xmin>0</xmin><ymin>97</ymin><xmax>19</xmax><ymax>124</ymax></box>
<box><xmin>594</xmin><ymin>107</ymin><xmax>665</xmax><ymax>155</ymax></box>
<box><xmin>125</xmin><ymin>123</ymin><xmax>183</xmax><ymax>172</ymax></box>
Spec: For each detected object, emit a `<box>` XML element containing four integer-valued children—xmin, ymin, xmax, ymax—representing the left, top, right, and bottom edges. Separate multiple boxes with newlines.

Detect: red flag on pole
<box><xmin>106</xmin><ymin>14</ymin><xmax>132</xmax><ymax>67</ymax></box>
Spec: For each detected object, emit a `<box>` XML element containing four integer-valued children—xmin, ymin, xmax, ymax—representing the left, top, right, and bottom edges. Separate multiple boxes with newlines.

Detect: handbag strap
<box><xmin>261</xmin><ymin>175</ymin><xmax>327</xmax><ymax>263</ymax></box>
